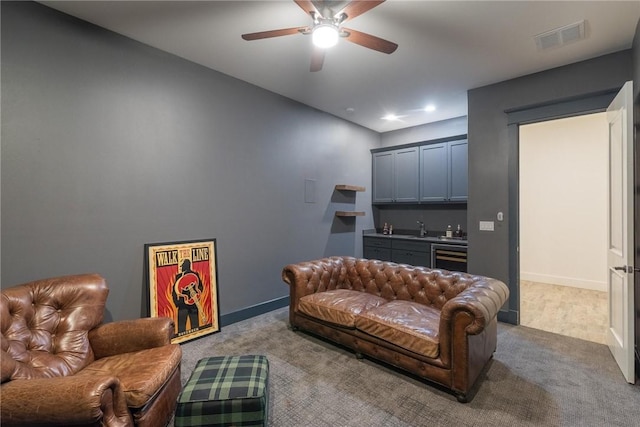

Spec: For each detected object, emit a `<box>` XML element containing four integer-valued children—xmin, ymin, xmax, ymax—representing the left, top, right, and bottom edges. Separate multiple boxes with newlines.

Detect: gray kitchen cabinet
<box><xmin>391</xmin><ymin>239</ymin><xmax>431</xmax><ymax>268</ymax></box>
<box><xmin>363</xmin><ymin>236</ymin><xmax>392</xmax><ymax>261</ymax></box>
<box><xmin>363</xmin><ymin>237</ymin><xmax>431</xmax><ymax>267</ymax></box>
<box><xmin>448</xmin><ymin>139</ymin><xmax>468</xmax><ymax>201</ymax></box>
<box><xmin>419</xmin><ymin>142</ymin><xmax>448</xmax><ymax>201</ymax></box>
<box><xmin>372</xmin><ymin>151</ymin><xmax>394</xmax><ymax>203</ymax></box>
<box><xmin>420</xmin><ymin>139</ymin><xmax>468</xmax><ymax>202</ymax></box>
<box><xmin>372</xmin><ymin>147</ymin><xmax>419</xmax><ymax>203</ymax></box>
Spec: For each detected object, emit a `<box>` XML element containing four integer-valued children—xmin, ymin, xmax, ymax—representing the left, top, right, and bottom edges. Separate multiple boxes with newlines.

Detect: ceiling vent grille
<box><xmin>534</xmin><ymin>20</ymin><xmax>586</xmax><ymax>51</ymax></box>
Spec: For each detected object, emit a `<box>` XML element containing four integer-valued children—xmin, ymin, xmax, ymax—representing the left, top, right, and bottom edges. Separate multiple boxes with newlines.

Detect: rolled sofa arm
<box><xmin>440</xmin><ymin>277</ymin><xmax>509</xmax><ymax>336</ymax></box>
<box><xmin>89</xmin><ymin>317</ymin><xmax>175</xmax><ymax>359</ymax></box>
<box><xmin>0</xmin><ymin>375</ymin><xmax>132</xmax><ymax>427</ymax></box>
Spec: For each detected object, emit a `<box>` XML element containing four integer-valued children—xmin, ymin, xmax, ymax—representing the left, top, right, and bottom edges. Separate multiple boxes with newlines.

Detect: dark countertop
<box><xmin>363</xmin><ymin>231</ymin><xmax>468</xmax><ymax>245</ymax></box>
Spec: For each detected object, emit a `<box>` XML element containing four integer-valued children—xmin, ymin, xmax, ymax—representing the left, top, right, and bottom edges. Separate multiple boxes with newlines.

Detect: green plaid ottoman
<box><xmin>175</xmin><ymin>355</ymin><xmax>269</xmax><ymax>427</ymax></box>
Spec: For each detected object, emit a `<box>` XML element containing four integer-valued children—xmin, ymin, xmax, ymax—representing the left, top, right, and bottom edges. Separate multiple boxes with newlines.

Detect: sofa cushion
<box><xmin>298</xmin><ymin>289</ymin><xmax>387</xmax><ymax>328</ymax></box>
<box><xmin>78</xmin><ymin>343</ymin><xmax>182</xmax><ymax>409</ymax></box>
<box><xmin>355</xmin><ymin>300</ymin><xmax>441</xmax><ymax>358</ymax></box>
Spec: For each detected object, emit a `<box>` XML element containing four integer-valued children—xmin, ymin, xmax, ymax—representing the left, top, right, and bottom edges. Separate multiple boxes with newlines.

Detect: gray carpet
<box><xmin>175</xmin><ymin>308</ymin><xmax>639</xmax><ymax>426</ymax></box>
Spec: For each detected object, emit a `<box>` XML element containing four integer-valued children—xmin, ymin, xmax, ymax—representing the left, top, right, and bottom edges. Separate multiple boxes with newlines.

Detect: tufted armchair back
<box><xmin>1</xmin><ymin>274</ymin><xmax>108</xmax><ymax>383</ymax></box>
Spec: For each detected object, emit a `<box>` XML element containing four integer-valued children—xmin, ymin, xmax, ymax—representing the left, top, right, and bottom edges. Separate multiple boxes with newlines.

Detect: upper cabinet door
<box><xmin>393</xmin><ymin>147</ymin><xmax>420</xmax><ymax>202</ymax></box>
<box><xmin>372</xmin><ymin>148</ymin><xmax>419</xmax><ymax>203</ymax></box>
<box><xmin>420</xmin><ymin>143</ymin><xmax>448</xmax><ymax>201</ymax></box>
<box><xmin>372</xmin><ymin>151</ymin><xmax>394</xmax><ymax>203</ymax></box>
<box><xmin>448</xmin><ymin>139</ymin><xmax>468</xmax><ymax>201</ymax></box>
<box><xmin>372</xmin><ymin>136</ymin><xmax>467</xmax><ymax>204</ymax></box>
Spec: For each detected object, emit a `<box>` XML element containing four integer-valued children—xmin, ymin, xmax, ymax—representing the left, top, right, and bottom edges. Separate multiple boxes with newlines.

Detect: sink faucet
<box><xmin>417</xmin><ymin>221</ymin><xmax>426</xmax><ymax>237</ymax></box>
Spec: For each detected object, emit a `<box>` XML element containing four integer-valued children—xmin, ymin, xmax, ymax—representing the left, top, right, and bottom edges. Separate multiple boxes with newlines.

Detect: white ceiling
<box><xmin>39</xmin><ymin>1</ymin><xmax>640</xmax><ymax>133</ymax></box>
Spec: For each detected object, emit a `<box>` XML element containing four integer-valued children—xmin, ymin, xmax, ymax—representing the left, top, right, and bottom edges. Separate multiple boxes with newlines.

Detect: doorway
<box><xmin>518</xmin><ymin>112</ymin><xmax>609</xmax><ymax>344</ymax></box>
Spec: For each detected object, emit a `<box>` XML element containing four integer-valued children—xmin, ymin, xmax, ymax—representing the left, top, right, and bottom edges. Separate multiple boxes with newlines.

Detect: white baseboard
<box><xmin>520</xmin><ymin>272</ymin><xmax>606</xmax><ymax>292</ymax></box>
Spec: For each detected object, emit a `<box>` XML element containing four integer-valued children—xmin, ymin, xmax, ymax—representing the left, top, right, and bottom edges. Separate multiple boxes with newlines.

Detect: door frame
<box><xmin>503</xmin><ymin>89</ymin><xmax>620</xmax><ymax>325</ymax></box>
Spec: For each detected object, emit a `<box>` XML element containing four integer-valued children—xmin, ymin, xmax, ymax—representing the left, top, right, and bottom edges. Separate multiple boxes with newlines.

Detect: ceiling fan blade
<box><xmin>294</xmin><ymin>0</ymin><xmax>322</xmax><ymax>18</ymax></box>
<box><xmin>242</xmin><ymin>27</ymin><xmax>308</xmax><ymax>41</ymax></box>
<box><xmin>342</xmin><ymin>27</ymin><xmax>398</xmax><ymax>54</ymax></box>
<box><xmin>310</xmin><ymin>47</ymin><xmax>325</xmax><ymax>72</ymax></box>
<box><xmin>336</xmin><ymin>0</ymin><xmax>385</xmax><ymax>22</ymax></box>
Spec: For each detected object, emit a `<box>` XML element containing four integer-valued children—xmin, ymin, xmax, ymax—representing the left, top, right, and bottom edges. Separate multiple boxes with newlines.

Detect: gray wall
<box><xmin>375</xmin><ymin>204</ymin><xmax>467</xmax><ymax>238</ymax></box>
<box><xmin>1</xmin><ymin>2</ymin><xmax>378</xmax><ymax>322</ymax></box>
<box><xmin>467</xmin><ymin>50</ymin><xmax>633</xmax><ymax>321</ymax></box>
<box><xmin>380</xmin><ymin>116</ymin><xmax>468</xmax><ymax>148</ymax></box>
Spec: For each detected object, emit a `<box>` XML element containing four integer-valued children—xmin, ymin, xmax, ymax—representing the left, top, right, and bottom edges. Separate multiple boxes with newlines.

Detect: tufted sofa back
<box><xmin>1</xmin><ymin>274</ymin><xmax>108</xmax><ymax>383</ymax></box>
<box><xmin>289</xmin><ymin>256</ymin><xmax>481</xmax><ymax>310</ymax></box>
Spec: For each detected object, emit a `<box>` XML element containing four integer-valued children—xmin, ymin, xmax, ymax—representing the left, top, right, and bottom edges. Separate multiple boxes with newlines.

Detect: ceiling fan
<box><xmin>241</xmin><ymin>0</ymin><xmax>398</xmax><ymax>72</ymax></box>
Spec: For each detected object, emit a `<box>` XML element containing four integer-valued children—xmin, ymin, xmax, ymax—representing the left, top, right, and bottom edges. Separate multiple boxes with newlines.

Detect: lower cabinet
<box><xmin>391</xmin><ymin>240</ymin><xmax>431</xmax><ymax>268</ymax></box>
<box><xmin>363</xmin><ymin>237</ymin><xmax>391</xmax><ymax>261</ymax></box>
<box><xmin>363</xmin><ymin>237</ymin><xmax>431</xmax><ymax>268</ymax></box>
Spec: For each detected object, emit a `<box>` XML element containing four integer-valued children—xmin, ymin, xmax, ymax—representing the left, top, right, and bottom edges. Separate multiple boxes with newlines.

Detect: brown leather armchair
<box><xmin>1</xmin><ymin>274</ymin><xmax>182</xmax><ymax>427</ymax></box>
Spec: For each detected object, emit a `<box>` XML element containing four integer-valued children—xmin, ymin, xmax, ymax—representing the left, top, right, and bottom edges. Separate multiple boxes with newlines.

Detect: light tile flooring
<box><xmin>520</xmin><ymin>280</ymin><xmax>608</xmax><ymax>345</ymax></box>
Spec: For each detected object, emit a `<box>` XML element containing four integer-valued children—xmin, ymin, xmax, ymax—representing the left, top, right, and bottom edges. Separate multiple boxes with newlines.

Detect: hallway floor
<box><xmin>520</xmin><ymin>280</ymin><xmax>608</xmax><ymax>345</ymax></box>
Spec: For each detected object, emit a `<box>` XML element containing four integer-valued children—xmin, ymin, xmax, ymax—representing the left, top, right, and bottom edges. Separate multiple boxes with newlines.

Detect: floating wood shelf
<box><xmin>334</xmin><ymin>184</ymin><xmax>365</xmax><ymax>218</ymax></box>
<box><xmin>335</xmin><ymin>211</ymin><xmax>365</xmax><ymax>217</ymax></box>
<box><xmin>335</xmin><ymin>184</ymin><xmax>365</xmax><ymax>192</ymax></box>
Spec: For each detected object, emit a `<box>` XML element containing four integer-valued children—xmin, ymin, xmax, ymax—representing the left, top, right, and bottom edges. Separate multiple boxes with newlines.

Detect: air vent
<box><xmin>534</xmin><ymin>20</ymin><xmax>586</xmax><ymax>51</ymax></box>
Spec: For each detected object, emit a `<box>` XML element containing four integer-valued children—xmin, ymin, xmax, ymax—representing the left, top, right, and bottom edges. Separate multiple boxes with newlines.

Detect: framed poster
<box><xmin>145</xmin><ymin>239</ymin><xmax>220</xmax><ymax>344</ymax></box>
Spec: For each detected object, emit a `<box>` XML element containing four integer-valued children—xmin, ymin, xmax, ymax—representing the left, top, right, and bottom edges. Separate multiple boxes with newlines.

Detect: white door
<box><xmin>606</xmin><ymin>80</ymin><xmax>635</xmax><ymax>383</ymax></box>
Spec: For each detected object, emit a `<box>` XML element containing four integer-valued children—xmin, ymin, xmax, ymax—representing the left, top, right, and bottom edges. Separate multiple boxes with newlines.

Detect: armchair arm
<box><xmin>440</xmin><ymin>277</ymin><xmax>509</xmax><ymax>336</ymax></box>
<box><xmin>90</xmin><ymin>317</ymin><xmax>174</xmax><ymax>359</ymax></box>
<box><xmin>0</xmin><ymin>375</ymin><xmax>132</xmax><ymax>427</ymax></box>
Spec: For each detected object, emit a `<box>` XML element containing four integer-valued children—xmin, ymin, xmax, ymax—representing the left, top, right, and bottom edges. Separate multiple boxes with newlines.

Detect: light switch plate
<box><xmin>479</xmin><ymin>221</ymin><xmax>495</xmax><ymax>231</ymax></box>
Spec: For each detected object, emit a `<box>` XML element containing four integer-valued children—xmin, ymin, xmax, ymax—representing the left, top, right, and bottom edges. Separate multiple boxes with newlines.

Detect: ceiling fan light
<box><xmin>312</xmin><ymin>24</ymin><xmax>339</xmax><ymax>48</ymax></box>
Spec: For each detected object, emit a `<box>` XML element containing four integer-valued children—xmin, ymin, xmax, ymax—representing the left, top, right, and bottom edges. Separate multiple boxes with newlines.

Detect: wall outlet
<box><xmin>479</xmin><ymin>221</ymin><xmax>495</xmax><ymax>231</ymax></box>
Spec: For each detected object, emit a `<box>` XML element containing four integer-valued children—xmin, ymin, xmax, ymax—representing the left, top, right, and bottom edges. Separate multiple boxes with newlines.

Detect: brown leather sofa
<box><xmin>0</xmin><ymin>274</ymin><xmax>182</xmax><ymax>427</ymax></box>
<box><xmin>282</xmin><ymin>256</ymin><xmax>509</xmax><ymax>402</ymax></box>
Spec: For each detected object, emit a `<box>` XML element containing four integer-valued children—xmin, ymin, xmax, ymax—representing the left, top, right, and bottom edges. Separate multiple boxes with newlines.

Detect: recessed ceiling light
<box><xmin>424</xmin><ymin>104</ymin><xmax>436</xmax><ymax>112</ymax></box>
